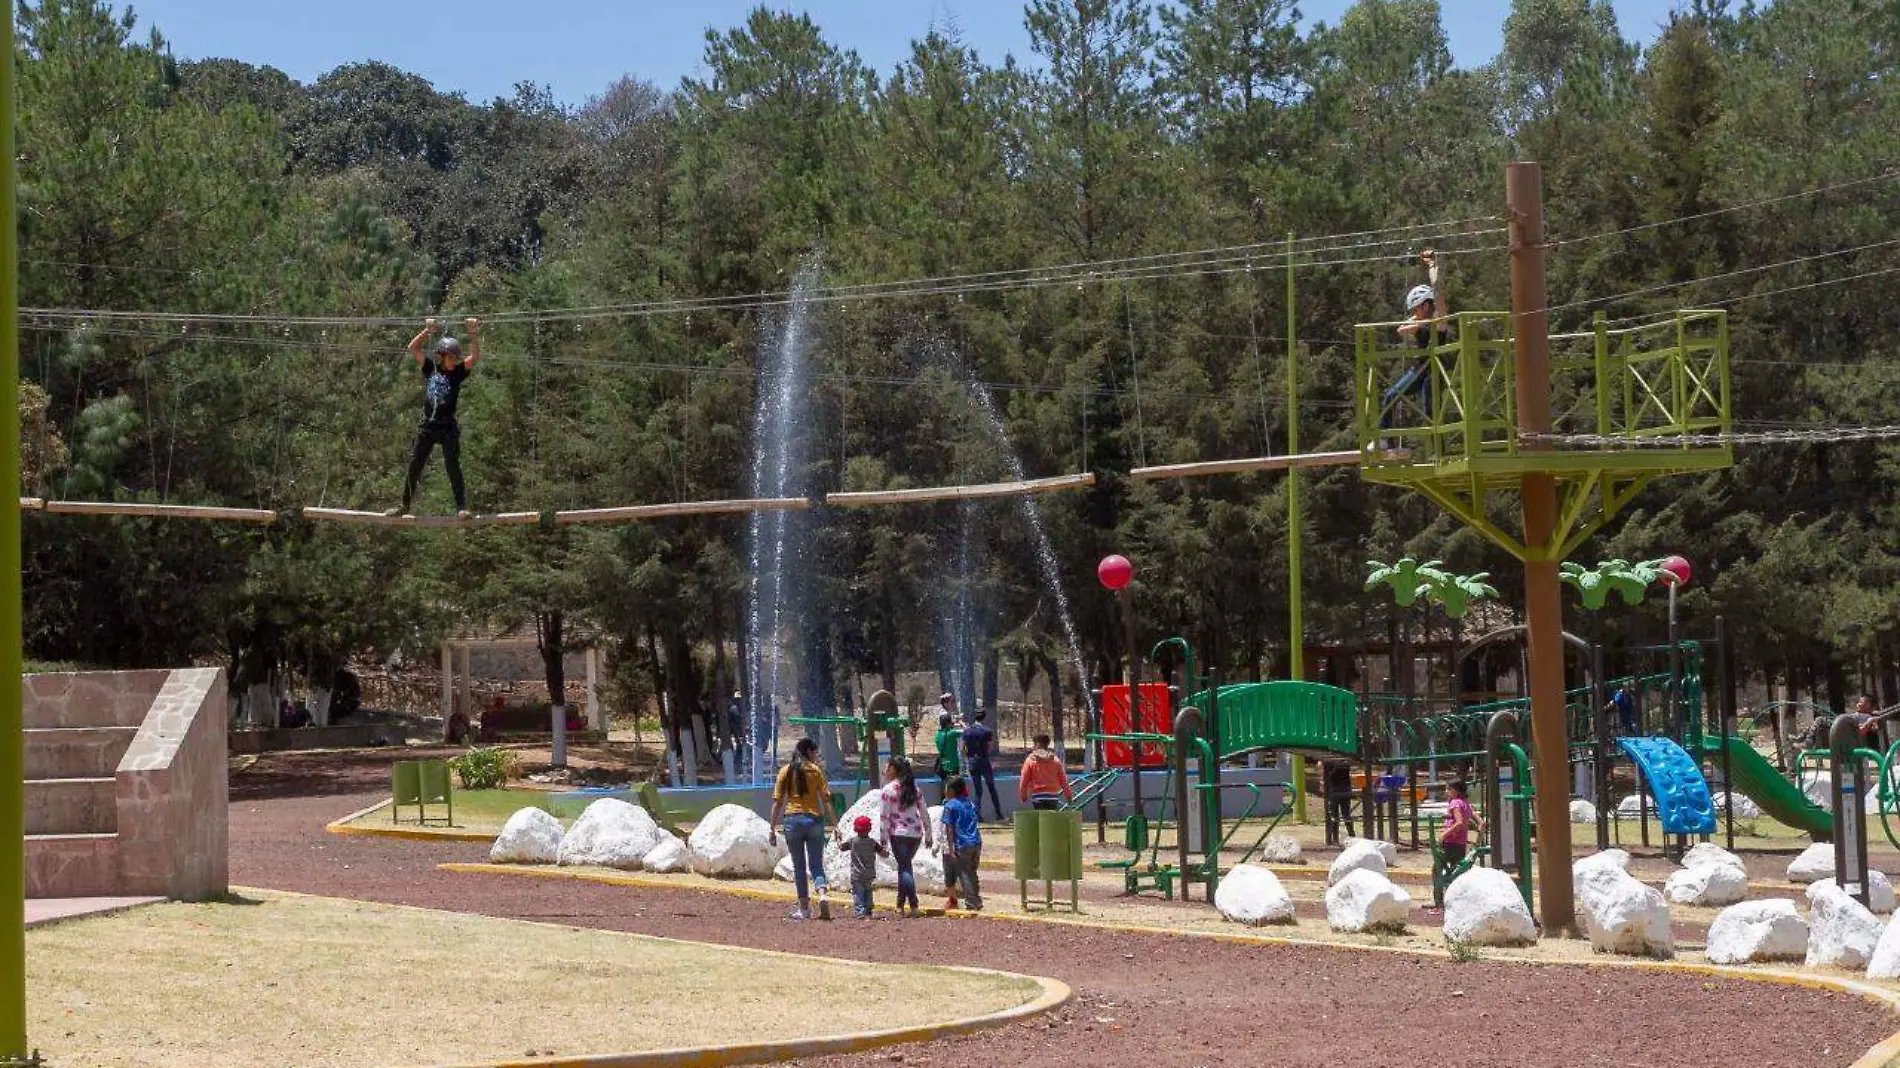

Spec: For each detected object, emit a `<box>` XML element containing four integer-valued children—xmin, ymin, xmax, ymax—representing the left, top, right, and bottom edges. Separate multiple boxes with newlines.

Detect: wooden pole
<box><xmin>1286</xmin><ymin>233</ymin><xmax>1309</xmax><ymax>825</ymax></box>
<box><xmin>1128</xmin><ymin>451</ymin><xmax>1358</xmax><ymax>483</ymax></box>
<box><xmin>1509</xmin><ymin>160</ymin><xmax>1576</xmax><ymax>935</ymax></box>
<box><xmin>555</xmin><ymin>497</ymin><xmax>809</xmax><ymax>523</ymax></box>
<box><xmin>826</xmin><ymin>473</ymin><xmax>1094</xmax><ymax>507</ymax></box>
<box><xmin>42</xmin><ymin>500</ymin><xmax>276</xmax><ymax>523</ymax></box>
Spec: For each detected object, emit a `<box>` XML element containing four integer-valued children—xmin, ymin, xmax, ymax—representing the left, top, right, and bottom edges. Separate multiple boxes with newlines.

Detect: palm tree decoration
<box><xmin>1425</xmin><ymin>570</ymin><xmax>1500</xmax><ymax>619</ymax></box>
<box><xmin>1365</xmin><ymin>557</ymin><xmax>1448</xmax><ymax>608</ymax></box>
<box><xmin>1560</xmin><ymin>558</ymin><xmax>1668</xmax><ymax>610</ymax></box>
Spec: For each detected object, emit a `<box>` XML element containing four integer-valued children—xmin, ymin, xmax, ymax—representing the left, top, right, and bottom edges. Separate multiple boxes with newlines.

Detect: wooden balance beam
<box><xmin>826</xmin><ymin>472</ymin><xmax>1096</xmax><ymax>507</ymax></box>
<box><xmin>1129</xmin><ymin>450</ymin><xmax>1362</xmax><ymax>481</ymax></box>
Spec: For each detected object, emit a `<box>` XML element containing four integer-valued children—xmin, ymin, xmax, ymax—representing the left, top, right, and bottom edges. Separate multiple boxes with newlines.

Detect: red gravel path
<box><xmin>228</xmin><ymin>752</ymin><xmax>1897</xmax><ymax>1068</ymax></box>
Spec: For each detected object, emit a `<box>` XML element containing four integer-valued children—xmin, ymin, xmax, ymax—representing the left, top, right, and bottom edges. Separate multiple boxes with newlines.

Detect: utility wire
<box><xmin>1548</xmin><ymin>170</ymin><xmax>1899</xmax><ymax>248</ymax></box>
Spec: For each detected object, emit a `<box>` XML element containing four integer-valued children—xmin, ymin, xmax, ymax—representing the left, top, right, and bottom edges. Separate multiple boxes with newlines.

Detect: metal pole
<box><xmin>1508</xmin><ymin>161</ymin><xmax>1576</xmax><ymax>935</ymax></box>
<box><xmin>1119</xmin><ymin>587</ymin><xmax>1141</xmax><ymax>824</ymax></box>
<box><xmin>1592</xmin><ymin>640</ymin><xmax>1610</xmax><ymax>850</ymax></box>
<box><xmin>1717</xmin><ymin>616</ymin><xmax>1736</xmax><ymax>850</ymax></box>
<box><xmin>1285</xmin><ymin>232</ymin><xmax>1308</xmax><ymax>825</ymax></box>
<box><xmin>0</xmin><ymin>7</ymin><xmax>24</xmax><ymax>1055</ymax></box>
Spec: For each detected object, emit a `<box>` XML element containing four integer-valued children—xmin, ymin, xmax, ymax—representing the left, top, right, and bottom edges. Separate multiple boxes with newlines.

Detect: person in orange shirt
<box><xmin>1018</xmin><ymin>734</ymin><xmax>1072</xmax><ymax>811</ymax></box>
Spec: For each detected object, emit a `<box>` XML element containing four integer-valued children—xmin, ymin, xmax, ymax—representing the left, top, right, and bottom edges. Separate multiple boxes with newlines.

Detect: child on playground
<box><xmin>1440</xmin><ymin>778</ymin><xmax>1484</xmax><ymax>872</ymax></box>
<box><xmin>839</xmin><ymin>814</ymin><xmax>886</xmax><ymax>919</ymax></box>
<box><xmin>1379</xmin><ymin>249</ymin><xmax>1447</xmax><ymax>443</ymax></box>
<box><xmin>389</xmin><ymin>317</ymin><xmax>482</xmax><ymax>518</ymax></box>
<box><xmin>1018</xmin><ymin>734</ymin><xmax>1072</xmax><ymax>810</ymax></box>
<box><xmin>939</xmin><ymin>775</ymin><xmax>983</xmax><ymax>911</ymax></box>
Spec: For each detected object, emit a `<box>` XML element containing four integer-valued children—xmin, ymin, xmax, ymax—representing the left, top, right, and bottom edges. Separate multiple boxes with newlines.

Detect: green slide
<box><xmin>1702</xmin><ymin>735</ymin><xmax>1832</xmax><ymax>840</ymax></box>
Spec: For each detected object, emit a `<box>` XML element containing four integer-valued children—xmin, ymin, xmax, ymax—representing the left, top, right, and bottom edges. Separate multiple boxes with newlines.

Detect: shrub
<box><xmin>1446</xmin><ymin>939</ymin><xmax>1483</xmax><ymax>964</ymax></box>
<box><xmin>450</xmin><ymin>746</ymin><xmax>518</xmax><ymax>790</ymax></box>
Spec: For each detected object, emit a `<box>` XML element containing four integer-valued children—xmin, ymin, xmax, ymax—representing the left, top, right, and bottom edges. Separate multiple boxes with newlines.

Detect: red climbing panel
<box><xmin>1100</xmin><ymin>683</ymin><xmax>1172</xmax><ymax>769</ymax></box>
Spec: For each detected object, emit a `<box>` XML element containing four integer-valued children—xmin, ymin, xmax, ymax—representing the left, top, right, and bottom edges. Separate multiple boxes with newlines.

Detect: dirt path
<box><xmin>223</xmin><ymin>752</ymin><xmax>1899</xmax><ymax>1068</ymax></box>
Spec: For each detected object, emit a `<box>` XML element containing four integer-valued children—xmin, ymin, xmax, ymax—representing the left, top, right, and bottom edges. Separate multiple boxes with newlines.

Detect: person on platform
<box><xmin>1379</xmin><ymin>249</ymin><xmax>1448</xmax><ymax>447</ymax></box>
<box><xmin>389</xmin><ymin>317</ymin><xmax>482</xmax><ymax>519</ymax></box>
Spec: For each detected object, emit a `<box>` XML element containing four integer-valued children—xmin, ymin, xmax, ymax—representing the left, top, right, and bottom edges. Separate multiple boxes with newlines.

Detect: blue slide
<box><xmin>1617</xmin><ymin>737</ymin><xmax>1717</xmax><ymax>835</ymax></box>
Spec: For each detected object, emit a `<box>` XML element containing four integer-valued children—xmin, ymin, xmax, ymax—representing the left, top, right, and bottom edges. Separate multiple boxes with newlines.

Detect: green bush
<box><xmin>450</xmin><ymin>747</ymin><xmax>518</xmax><ymax>790</ymax></box>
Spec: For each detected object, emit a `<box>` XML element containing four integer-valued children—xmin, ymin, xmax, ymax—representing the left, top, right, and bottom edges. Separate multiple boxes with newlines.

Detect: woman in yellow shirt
<box><xmin>768</xmin><ymin>737</ymin><xmax>833</xmax><ymax>919</ymax></box>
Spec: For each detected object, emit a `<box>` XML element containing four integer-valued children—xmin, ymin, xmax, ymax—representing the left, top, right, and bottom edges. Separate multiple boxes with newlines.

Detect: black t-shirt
<box><xmin>962</xmin><ymin>721</ymin><xmax>994</xmax><ymax>764</ymax></box>
<box><xmin>421</xmin><ymin>358</ymin><xmax>470</xmax><ymax>426</ymax></box>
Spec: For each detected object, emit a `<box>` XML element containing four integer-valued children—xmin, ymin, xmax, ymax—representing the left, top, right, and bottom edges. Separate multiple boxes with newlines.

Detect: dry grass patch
<box><xmin>28</xmin><ymin>891</ymin><xmax>1042</xmax><ymax>1068</ymax></box>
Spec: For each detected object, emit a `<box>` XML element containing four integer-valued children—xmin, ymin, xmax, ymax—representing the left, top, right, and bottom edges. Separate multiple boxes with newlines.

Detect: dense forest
<box><xmin>16</xmin><ymin>0</ymin><xmax>1900</xmax><ymax>745</ymax></box>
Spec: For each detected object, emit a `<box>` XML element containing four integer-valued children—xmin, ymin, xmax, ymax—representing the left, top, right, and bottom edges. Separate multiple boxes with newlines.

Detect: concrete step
<box><xmin>26</xmin><ymin>833</ymin><xmax>120</xmax><ymax>898</ymax></box>
<box><xmin>24</xmin><ymin>669</ymin><xmax>170</xmax><ymax>729</ymax></box>
<box><xmin>25</xmin><ymin>726</ymin><xmax>138</xmax><ymax>779</ymax></box>
<box><xmin>26</xmin><ymin>777</ymin><xmax>116</xmax><ymax>835</ymax></box>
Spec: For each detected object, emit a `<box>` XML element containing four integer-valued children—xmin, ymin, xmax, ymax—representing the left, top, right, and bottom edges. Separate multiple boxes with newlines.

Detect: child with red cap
<box><xmin>840</xmin><ymin>814</ymin><xmax>887</xmax><ymax>918</ymax></box>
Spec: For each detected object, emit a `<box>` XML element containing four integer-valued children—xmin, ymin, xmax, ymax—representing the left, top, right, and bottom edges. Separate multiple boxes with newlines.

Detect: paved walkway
<box><xmin>25</xmin><ymin>896</ymin><xmax>161</xmax><ymax>928</ymax></box>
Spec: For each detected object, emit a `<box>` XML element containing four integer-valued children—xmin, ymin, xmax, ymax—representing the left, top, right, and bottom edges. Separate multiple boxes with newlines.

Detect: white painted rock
<box><xmin>1573</xmin><ymin>849</ymin><xmax>1631</xmax><ymax>877</ymax></box>
<box><xmin>490</xmin><ymin>807</ymin><xmax>565</xmax><ymax>864</ymax></box>
<box><xmin>688</xmin><ymin>804</ymin><xmax>783</xmax><ymax>877</ymax></box>
<box><xmin>557</xmin><ymin>798</ymin><xmax>664</xmax><ymax>870</ymax></box>
<box><xmin>1806</xmin><ymin>872</ymin><xmax>1896</xmax><ymax>915</ymax></box>
<box><xmin>1325</xmin><ymin>868</ymin><xmax>1412</xmax><ymax>933</ymax></box>
<box><xmin>1614</xmin><ymin>794</ymin><xmax>1646</xmax><ymax>819</ymax></box>
<box><xmin>1806</xmin><ymin>881</ymin><xmax>1882</xmax><ymax>969</ymax></box>
<box><xmin>1328</xmin><ymin>839</ymin><xmax>1391</xmax><ymax>886</ymax></box>
<box><xmin>1260</xmin><ymin>833</ymin><xmax>1303</xmax><ymax>864</ymax></box>
<box><xmin>1665</xmin><ymin>862</ymin><xmax>1749</xmax><ymax>907</ymax></box>
<box><xmin>1575</xmin><ymin>859</ymin><xmax>1674</xmax><ymax>957</ymax></box>
<box><xmin>1569</xmin><ymin>798</ymin><xmax>1599</xmax><ymax>823</ymax></box>
<box><xmin>1442</xmin><ymin>866</ymin><xmax>1537</xmax><ymax>946</ymax></box>
<box><xmin>1705</xmin><ymin>899</ymin><xmax>1808</xmax><ymax>964</ymax></box>
<box><xmin>1867</xmin><ymin>916</ymin><xmax>1900</xmax><ymax>979</ymax></box>
<box><xmin>1802</xmin><ymin>775</ymin><xmax>1832</xmax><ymax>809</ymax></box>
<box><xmin>1342</xmin><ymin>837</ymin><xmax>1399</xmax><ymax>865</ymax></box>
<box><xmin>1681</xmin><ymin>843</ymin><xmax>1745</xmax><ymax>872</ymax></box>
<box><xmin>1787</xmin><ymin>842</ymin><xmax>1835</xmax><ymax>883</ymax></box>
<box><xmin>1214</xmin><ymin>864</ymin><xmax>1296</xmax><ymax>926</ymax></box>
<box><xmin>642</xmin><ymin>835</ymin><xmax>689</xmax><ymax>874</ymax></box>
<box><xmin>1716</xmin><ymin>792</ymin><xmax>1763</xmax><ymax>819</ymax></box>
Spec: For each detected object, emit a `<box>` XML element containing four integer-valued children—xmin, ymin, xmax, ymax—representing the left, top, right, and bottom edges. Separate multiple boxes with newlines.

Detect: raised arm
<box><xmin>407</xmin><ymin>318</ymin><xmax>437</xmax><ymax>364</ymax></box>
<box><xmin>463</xmin><ymin>317</ymin><xmax>483</xmax><ymax>368</ymax></box>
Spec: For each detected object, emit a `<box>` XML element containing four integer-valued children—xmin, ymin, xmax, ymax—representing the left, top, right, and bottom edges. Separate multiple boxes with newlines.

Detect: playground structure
<box><xmin>785</xmin><ymin>688</ymin><xmax>910</xmax><ymax>798</ymax></box>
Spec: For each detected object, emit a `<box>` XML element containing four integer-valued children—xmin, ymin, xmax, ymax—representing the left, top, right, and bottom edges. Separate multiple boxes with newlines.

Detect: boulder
<box><xmin>642</xmin><ymin>835</ymin><xmax>690</xmax><ymax>874</ymax></box>
<box><xmin>1787</xmin><ymin>842</ymin><xmax>1835</xmax><ymax>883</ymax></box>
<box><xmin>688</xmin><ymin>804</ymin><xmax>783</xmax><ymax>877</ymax></box>
<box><xmin>1681</xmin><ymin>843</ymin><xmax>1745</xmax><ymax>872</ymax></box>
<box><xmin>1716</xmin><ymin>792</ymin><xmax>1764</xmax><ymax>820</ymax></box>
<box><xmin>1867</xmin><ymin>916</ymin><xmax>1900</xmax><ymax>979</ymax></box>
<box><xmin>1259</xmin><ymin>833</ymin><xmax>1303</xmax><ymax>864</ymax></box>
<box><xmin>1665</xmin><ymin>862</ymin><xmax>1749</xmax><ymax>907</ymax></box>
<box><xmin>1328</xmin><ymin>839</ymin><xmax>1391</xmax><ymax>886</ymax></box>
<box><xmin>1442</xmin><ymin>867</ymin><xmax>1537</xmax><ymax>946</ymax></box>
<box><xmin>1802</xmin><ymin>774</ymin><xmax>1832</xmax><ymax>810</ymax></box>
<box><xmin>1806</xmin><ymin>871</ymin><xmax>1896</xmax><ymax>915</ymax></box>
<box><xmin>556</xmin><ymin>798</ymin><xmax>665</xmax><ymax>870</ymax></box>
<box><xmin>1342</xmin><ymin>837</ymin><xmax>1399</xmax><ymax>865</ymax></box>
<box><xmin>1214</xmin><ymin>864</ymin><xmax>1296</xmax><ymax>926</ymax></box>
<box><xmin>1575</xmin><ymin>859</ymin><xmax>1674</xmax><ymax>957</ymax></box>
<box><xmin>1569</xmin><ymin>798</ymin><xmax>1599</xmax><ymax>824</ymax></box>
<box><xmin>1573</xmin><ymin>849</ymin><xmax>1631</xmax><ymax>877</ymax></box>
<box><xmin>1325</xmin><ymin>868</ymin><xmax>1412</xmax><ymax>933</ymax></box>
<box><xmin>490</xmin><ymin>807</ymin><xmax>565</xmax><ymax>865</ymax></box>
<box><xmin>1614</xmin><ymin>794</ymin><xmax>1646</xmax><ymax>819</ymax></box>
<box><xmin>1806</xmin><ymin>881</ymin><xmax>1882</xmax><ymax>969</ymax></box>
<box><xmin>1705</xmin><ymin>899</ymin><xmax>1809</xmax><ymax>965</ymax></box>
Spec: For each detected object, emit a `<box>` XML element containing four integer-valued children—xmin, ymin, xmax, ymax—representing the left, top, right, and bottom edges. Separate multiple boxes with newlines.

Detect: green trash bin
<box><xmin>1013</xmin><ymin>810</ymin><xmax>1043</xmax><ymax>882</ymax></box>
<box><xmin>1023</xmin><ymin>809</ymin><xmax>1083</xmax><ymax>913</ymax></box>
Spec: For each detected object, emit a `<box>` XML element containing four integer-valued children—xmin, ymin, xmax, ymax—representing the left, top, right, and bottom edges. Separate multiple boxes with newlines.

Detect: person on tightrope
<box><xmin>389</xmin><ymin>317</ymin><xmax>482</xmax><ymax>518</ymax></box>
<box><xmin>1379</xmin><ymin>249</ymin><xmax>1448</xmax><ymax>450</ymax></box>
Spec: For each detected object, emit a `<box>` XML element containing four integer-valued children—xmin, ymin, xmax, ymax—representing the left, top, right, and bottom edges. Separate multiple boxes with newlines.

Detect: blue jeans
<box><xmin>889</xmin><ymin>835</ymin><xmax>922</xmax><ymax>910</ymax></box>
<box><xmin>852</xmin><ymin>883</ymin><xmax>873</xmax><ymax>916</ymax></box>
<box><xmin>782</xmin><ymin>814</ymin><xmax>827</xmax><ymax>904</ymax></box>
<box><xmin>968</xmin><ymin>759</ymin><xmax>1002</xmax><ymax>821</ymax></box>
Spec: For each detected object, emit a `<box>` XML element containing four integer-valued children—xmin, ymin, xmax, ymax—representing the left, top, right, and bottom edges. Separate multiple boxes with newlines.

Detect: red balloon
<box><xmin>1658</xmin><ymin>555</ymin><xmax>1692</xmax><ymax>588</ymax></box>
<box><xmin>1098</xmin><ymin>554</ymin><xmax>1134</xmax><ymax>591</ymax></box>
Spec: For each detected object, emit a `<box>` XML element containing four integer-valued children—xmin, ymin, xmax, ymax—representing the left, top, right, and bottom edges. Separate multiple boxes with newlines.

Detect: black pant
<box><xmin>1326</xmin><ymin>791</ymin><xmax>1356</xmax><ymax>838</ymax></box>
<box><xmin>402</xmin><ymin>422</ymin><xmax>466</xmax><ymax>511</ymax></box>
<box><xmin>1441</xmin><ymin>842</ymin><xmax>1467</xmax><ymax>871</ymax></box>
<box><xmin>968</xmin><ymin>759</ymin><xmax>1002</xmax><ymax>820</ymax></box>
<box><xmin>1031</xmin><ymin>798</ymin><xmax>1062</xmax><ymax>811</ymax></box>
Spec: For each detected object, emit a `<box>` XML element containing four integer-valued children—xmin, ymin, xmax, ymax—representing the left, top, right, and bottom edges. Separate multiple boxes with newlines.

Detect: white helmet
<box><xmin>1405</xmin><ymin>284</ymin><xmax>1436</xmax><ymax>312</ymax></box>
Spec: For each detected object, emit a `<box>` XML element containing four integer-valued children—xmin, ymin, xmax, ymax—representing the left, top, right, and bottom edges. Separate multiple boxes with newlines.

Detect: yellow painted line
<box><xmin>229</xmin><ymin>886</ymin><xmax>1066</xmax><ymax>1068</ymax></box>
<box><xmin>325</xmin><ymin>802</ymin><xmax>498</xmax><ymax>843</ymax></box>
<box><xmin>434</xmin><ymin>864</ymin><xmax>1900</xmax><ymax>1067</ymax></box>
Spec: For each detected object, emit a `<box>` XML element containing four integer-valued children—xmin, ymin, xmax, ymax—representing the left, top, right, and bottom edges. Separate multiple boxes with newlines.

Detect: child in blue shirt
<box><xmin>939</xmin><ymin>776</ymin><xmax>984</xmax><ymax>911</ymax></box>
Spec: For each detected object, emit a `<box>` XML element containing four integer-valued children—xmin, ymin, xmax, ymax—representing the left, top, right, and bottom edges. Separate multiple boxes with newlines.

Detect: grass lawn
<box><xmin>370</xmin><ymin>787</ymin><xmax>569</xmax><ymax>834</ymax></box>
<box><xmin>27</xmin><ymin>892</ymin><xmax>1045</xmax><ymax>1068</ymax></box>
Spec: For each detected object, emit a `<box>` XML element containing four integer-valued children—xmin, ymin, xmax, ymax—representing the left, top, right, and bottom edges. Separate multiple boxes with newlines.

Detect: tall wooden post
<box><xmin>1285</xmin><ymin>233</ymin><xmax>1308</xmax><ymax>823</ymax></box>
<box><xmin>1508</xmin><ymin>161</ymin><xmax>1576</xmax><ymax>935</ymax></box>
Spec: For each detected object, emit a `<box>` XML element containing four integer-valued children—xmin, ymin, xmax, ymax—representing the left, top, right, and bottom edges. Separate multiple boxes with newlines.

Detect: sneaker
<box><xmin>817</xmin><ymin>894</ymin><xmax>832</xmax><ymax>921</ymax></box>
<box><xmin>456</xmin><ymin>509</ymin><xmax>472</xmax><ymax>520</ymax></box>
<box><xmin>384</xmin><ymin>506</ymin><xmax>407</xmax><ymax>518</ymax></box>
<box><xmin>909</xmin><ymin>906</ymin><xmax>921</xmax><ymax>919</ymax></box>
<box><xmin>789</xmin><ymin>906</ymin><xmax>810</xmax><ymax>921</ymax></box>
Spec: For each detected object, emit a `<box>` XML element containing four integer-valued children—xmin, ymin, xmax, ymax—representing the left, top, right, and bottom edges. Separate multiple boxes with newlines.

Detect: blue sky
<box><xmin>131</xmin><ymin>0</ymin><xmax>1684</xmax><ymax>105</ymax></box>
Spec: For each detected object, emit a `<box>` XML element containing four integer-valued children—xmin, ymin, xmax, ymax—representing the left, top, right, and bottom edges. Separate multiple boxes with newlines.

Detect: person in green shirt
<box><xmin>932</xmin><ymin>694</ymin><xmax>963</xmax><ymax>800</ymax></box>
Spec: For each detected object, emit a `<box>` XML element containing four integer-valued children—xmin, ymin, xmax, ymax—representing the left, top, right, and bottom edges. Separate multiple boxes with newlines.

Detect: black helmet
<box><xmin>436</xmin><ymin>336</ymin><xmax>462</xmax><ymax>357</ymax></box>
